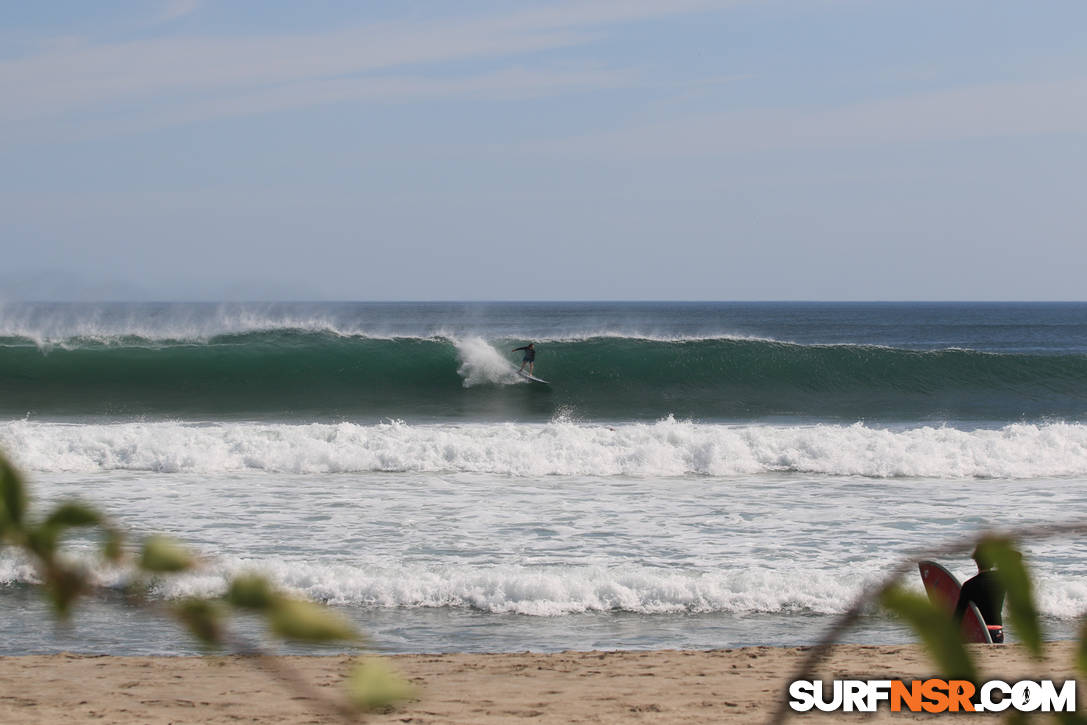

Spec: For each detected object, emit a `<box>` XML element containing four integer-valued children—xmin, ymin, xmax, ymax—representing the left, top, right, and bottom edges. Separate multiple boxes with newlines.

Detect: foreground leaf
<box><xmin>31</xmin><ymin>503</ymin><xmax>106</xmax><ymax>561</ymax></box>
<box><xmin>26</xmin><ymin>525</ymin><xmax>63</xmax><ymax>560</ymax></box>
<box><xmin>102</xmin><ymin>527</ymin><xmax>124</xmax><ymax>563</ymax></box>
<box><xmin>0</xmin><ymin>456</ymin><xmax>27</xmax><ymax>533</ymax></box>
<box><xmin>45</xmin><ymin>502</ymin><xmax>102</xmax><ymax>528</ymax></box>
<box><xmin>880</xmin><ymin>585</ymin><xmax>977</xmax><ymax>681</ymax></box>
<box><xmin>1078</xmin><ymin>617</ymin><xmax>1087</xmax><ymax>677</ymax></box>
<box><xmin>267</xmin><ymin>598</ymin><xmax>358</xmax><ymax>642</ymax></box>
<box><xmin>1056</xmin><ymin>714</ymin><xmax>1087</xmax><ymax>725</ymax></box>
<box><xmin>173</xmin><ymin>598</ymin><xmax>225</xmax><ymax>646</ymax></box>
<box><xmin>43</xmin><ymin>563</ymin><xmax>88</xmax><ymax>617</ymax></box>
<box><xmin>226</xmin><ymin>573</ymin><xmax>276</xmax><ymax>611</ymax></box>
<box><xmin>347</xmin><ymin>658</ymin><xmax>417</xmax><ymax>711</ymax></box>
<box><xmin>139</xmin><ymin>535</ymin><xmax>194</xmax><ymax>573</ymax></box>
<box><xmin>39</xmin><ymin>503</ymin><xmax>121</xmax><ymax>566</ymax></box>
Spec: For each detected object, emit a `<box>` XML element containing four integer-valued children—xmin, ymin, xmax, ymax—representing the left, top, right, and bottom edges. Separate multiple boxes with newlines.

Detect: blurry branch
<box><xmin>769</xmin><ymin>520</ymin><xmax>1087</xmax><ymax>725</ymax></box>
<box><xmin>0</xmin><ymin>452</ymin><xmax>415</xmax><ymax>721</ymax></box>
<box><xmin>878</xmin><ymin>585</ymin><xmax>977</xmax><ymax>681</ymax></box>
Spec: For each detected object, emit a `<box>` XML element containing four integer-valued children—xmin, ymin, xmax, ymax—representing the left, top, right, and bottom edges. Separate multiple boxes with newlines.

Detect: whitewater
<box><xmin>5</xmin><ymin>418</ymin><xmax>1087</xmax><ymax>479</ymax></box>
<box><xmin>2</xmin><ymin>301</ymin><xmax>1086</xmax><ymax>654</ymax></box>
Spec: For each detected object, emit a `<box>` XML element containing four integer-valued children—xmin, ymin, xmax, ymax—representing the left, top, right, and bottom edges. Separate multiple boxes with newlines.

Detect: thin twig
<box><xmin>138</xmin><ymin>592</ymin><xmax>366</xmax><ymax>723</ymax></box>
<box><xmin>222</xmin><ymin>630</ymin><xmax>362</xmax><ymax>723</ymax></box>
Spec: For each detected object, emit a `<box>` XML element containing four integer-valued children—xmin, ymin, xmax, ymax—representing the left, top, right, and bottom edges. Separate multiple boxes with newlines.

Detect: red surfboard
<box><xmin>918</xmin><ymin>560</ymin><xmax>993</xmax><ymax>644</ymax></box>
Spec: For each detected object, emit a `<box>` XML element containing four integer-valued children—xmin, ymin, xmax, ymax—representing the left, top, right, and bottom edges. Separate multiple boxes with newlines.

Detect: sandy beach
<box><xmin>0</xmin><ymin>643</ymin><xmax>1080</xmax><ymax>723</ymax></box>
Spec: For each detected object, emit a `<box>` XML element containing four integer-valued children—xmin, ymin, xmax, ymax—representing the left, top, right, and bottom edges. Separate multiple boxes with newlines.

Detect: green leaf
<box><xmin>267</xmin><ymin>598</ymin><xmax>358</xmax><ymax>643</ymax></box>
<box><xmin>27</xmin><ymin>504</ymin><xmax>109</xmax><ymax>565</ymax></box>
<box><xmin>26</xmin><ymin>524</ymin><xmax>61</xmax><ymax>560</ymax></box>
<box><xmin>139</xmin><ymin>535</ymin><xmax>194</xmax><ymax>573</ymax></box>
<box><xmin>1077</xmin><ymin>617</ymin><xmax>1087</xmax><ymax>677</ymax></box>
<box><xmin>45</xmin><ymin>502</ymin><xmax>102</xmax><ymax>528</ymax></box>
<box><xmin>880</xmin><ymin>585</ymin><xmax>977</xmax><ymax>681</ymax></box>
<box><xmin>226</xmin><ymin>573</ymin><xmax>276</xmax><ymax>611</ymax></box>
<box><xmin>173</xmin><ymin>598</ymin><xmax>224</xmax><ymax>647</ymax></box>
<box><xmin>977</xmin><ymin>537</ymin><xmax>1044</xmax><ymax>658</ymax></box>
<box><xmin>102</xmin><ymin>527</ymin><xmax>124</xmax><ymax>563</ymax></box>
<box><xmin>0</xmin><ymin>455</ymin><xmax>27</xmax><ymax>533</ymax></box>
<box><xmin>347</xmin><ymin>658</ymin><xmax>417</xmax><ymax>711</ymax></box>
<box><xmin>44</xmin><ymin>563</ymin><xmax>87</xmax><ymax>618</ymax></box>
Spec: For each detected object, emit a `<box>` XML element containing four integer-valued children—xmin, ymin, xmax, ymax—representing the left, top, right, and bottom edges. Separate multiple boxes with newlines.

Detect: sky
<box><xmin>1</xmin><ymin>0</ymin><xmax>1085</xmax><ymax>301</ymax></box>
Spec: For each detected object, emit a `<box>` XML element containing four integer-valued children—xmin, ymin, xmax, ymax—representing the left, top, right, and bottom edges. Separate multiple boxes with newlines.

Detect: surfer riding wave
<box><xmin>513</xmin><ymin>343</ymin><xmax>536</xmax><ymax>376</ymax></box>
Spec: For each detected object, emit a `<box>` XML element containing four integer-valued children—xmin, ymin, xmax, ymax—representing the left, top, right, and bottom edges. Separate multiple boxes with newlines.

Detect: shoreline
<box><xmin>1</xmin><ymin>643</ymin><xmax>1081</xmax><ymax>723</ymax></box>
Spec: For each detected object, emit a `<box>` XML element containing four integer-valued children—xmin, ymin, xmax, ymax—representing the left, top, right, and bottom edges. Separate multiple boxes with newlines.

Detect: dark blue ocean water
<box><xmin>1</xmin><ymin>302</ymin><xmax>1085</xmax><ymax>656</ymax></box>
<box><xmin>2</xmin><ymin>302</ymin><xmax>1086</xmax><ymax>422</ymax></box>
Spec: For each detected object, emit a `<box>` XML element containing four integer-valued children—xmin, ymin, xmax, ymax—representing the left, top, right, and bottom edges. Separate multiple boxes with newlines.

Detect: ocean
<box><xmin>1</xmin><ymin>301</ymin><xmax>1086</xmax><ymax>655</ymax></box>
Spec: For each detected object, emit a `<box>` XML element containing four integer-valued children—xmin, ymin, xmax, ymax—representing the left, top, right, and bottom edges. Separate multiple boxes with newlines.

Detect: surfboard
<box><xmin>918</xmin><ymin>560</ymin><xmax>993</xmax><ymax>644</ymax></box>
<box><xmin>516</xmin><ymin>369</ymin><xmax>549</xmax><ymax>384</ymax></box>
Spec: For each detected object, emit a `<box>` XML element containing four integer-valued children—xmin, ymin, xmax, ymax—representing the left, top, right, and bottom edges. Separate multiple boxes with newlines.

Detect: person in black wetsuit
<box><xmin>513</xmin><ymin>343</ymin><xmax>536</xmax><ymax>375</ymax></box>
<box><xmin>953</xmin><ymin>546</ymin><xmax>1007</xmax><ymax>643</ymax></box>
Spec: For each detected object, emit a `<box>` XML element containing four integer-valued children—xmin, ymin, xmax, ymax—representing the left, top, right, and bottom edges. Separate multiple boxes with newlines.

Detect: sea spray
<box><xmin>454</xmin><ymin>336</ymin><xmax>524</xmax><ymax>387</ymax></box>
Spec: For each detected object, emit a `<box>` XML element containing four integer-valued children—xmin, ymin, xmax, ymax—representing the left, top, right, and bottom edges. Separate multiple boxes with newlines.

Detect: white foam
<box><xmin>163</xmin><ymin>561</ymin><xmax>867</xmax><ymax>615</ymax></box>
<box><xmin>0</xmin><ymin>551</ymin><xmax>900</xmax><ymax>616</ymax></box>
<box><xmin>2</xmin><ymin>552</ymin><xmax>1082</xmax><ymax>619</ymax></box>
<box><xmin>4</xmin><ymin>419</ymin><xmax>1087</xmax><ymax>479</ymax></box>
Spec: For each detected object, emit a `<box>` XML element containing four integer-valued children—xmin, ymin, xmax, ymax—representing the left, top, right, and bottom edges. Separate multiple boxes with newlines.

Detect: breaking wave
<box><xmin>2</xmin><ymin>330</ymin><xmax>1086</xmax><ymax>420</ymax></box>
<box><xmin>4</xmin><ymin>418</ymin><xmax>1087</xmax><ymax>479</ymax></box>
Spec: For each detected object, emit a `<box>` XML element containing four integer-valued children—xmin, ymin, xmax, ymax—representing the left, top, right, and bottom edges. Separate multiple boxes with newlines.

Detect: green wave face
<box><xmin>2</xmin><ymin>332</ymin><xmax>1087</xmax><ymax>421</ymax></box>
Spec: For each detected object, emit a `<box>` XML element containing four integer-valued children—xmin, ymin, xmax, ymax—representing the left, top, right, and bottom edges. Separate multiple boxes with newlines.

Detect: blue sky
<box><xmin>2</xmin><ymin>0</ymin><xmax>1085</xmax><ymax>300</ymax></box>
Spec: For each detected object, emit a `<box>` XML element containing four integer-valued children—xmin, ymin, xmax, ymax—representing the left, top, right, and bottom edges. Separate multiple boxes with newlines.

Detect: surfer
<box><xmin>513</xmin><ymin>343</ymin><xmax>536</xmax><ymax>375</ymax></box>
<box><xmin>953</xmin><ymin>546</ymin><xmax>1007</xmax><ymax>643</ymax></box>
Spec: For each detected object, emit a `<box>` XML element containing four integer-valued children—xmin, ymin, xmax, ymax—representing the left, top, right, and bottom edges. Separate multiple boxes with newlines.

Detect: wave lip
<box><xmin>0</xmin><ymin>301</ymin><xmax>784</xmax><ymax>345</ymax></box>
<box><xmin>4</xmin><ymin>418</ymin><xmax>1087</xmax><ymax>479</ymax></box>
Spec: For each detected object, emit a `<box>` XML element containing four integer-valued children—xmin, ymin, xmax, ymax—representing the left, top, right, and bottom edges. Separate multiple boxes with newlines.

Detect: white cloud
<box><xmin>53</xmin><ymin>66</ymin><xmax>634</xmax><ymax>141</ymax></box>
<box><xmin>156</xmin><ymin>0</ymin><xmax>203</xmax><ymax>24</ymax></box>
<box><xmin>537</xmin><ymin>77</ymin><xmax>1087</xmax><ymax>156</ymax></box>
<box><xmin>0</xmin><ymin>0</ymin><xmax>733</xmax><ymax>123</ymax></box>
